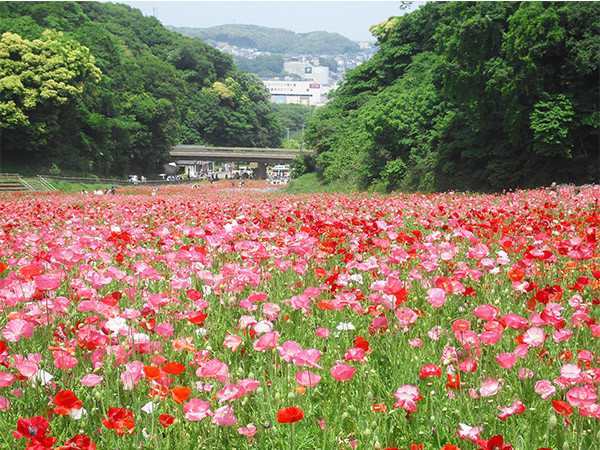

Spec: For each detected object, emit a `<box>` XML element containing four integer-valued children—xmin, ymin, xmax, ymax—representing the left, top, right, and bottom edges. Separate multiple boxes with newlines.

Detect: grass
<box><xmin>286</xmin><ymin>172</ymin><xmax>358</xmax><ymax>194</ymax></box>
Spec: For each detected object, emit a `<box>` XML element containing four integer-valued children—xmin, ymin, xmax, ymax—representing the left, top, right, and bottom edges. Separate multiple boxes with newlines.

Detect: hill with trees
<box><xmin>0</xmin><ymin>2</ymin><xmax>282</xmax><ymax>177</ymax></box>
<box><xmin>171</xmin><ymin>24</ymin><xmax>361</xmax><ymax>55</ymax></box>
<box><xmin>305</xmin><ymin>2</ymin><xmax>599</xmax><ymax>192</ymax></box>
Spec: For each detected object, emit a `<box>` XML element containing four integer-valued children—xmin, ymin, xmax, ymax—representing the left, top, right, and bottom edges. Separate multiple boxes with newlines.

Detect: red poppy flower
<box><xmin>162</xmin><ymin>361</ymin><xmax>186</xmax><ymax>375</ymax></box>
<box><xmin>371</xmin><ymin>403</ymin><xmax>387</xmax><ymax>412</ymax></box>
<box><xmin>440</xmin><ymin>445</ymin><xmax>462</xmax><ymax>450</ymax></box>
<box><xmin>419</xmin><ymin>364</ymin><xmax>442</xmax><ymax>378</ymax></box>
<box><xmin>276</xmin><ymin>406</ymin><xmax>304</xmax><ymax>423</ymax></box>
<box><xmin>101</xmin><ymin>407</ymin><xmax>135</xmax><ymax>435</ymax></box>
<box><xmin>446</xmin><ymin>373</ymin><xmax>462</xmax><ymax>390</ymax></box>
<box><xmin>53</xmin><ymin>389</ymin><xmax>82</xmax><ymax>416</ymax></box>
<box><xmin>477</xmin><ymin>434</ymin><xmax>512</xmax><ymax>450</ymax></box>
<box><xmin>13</xmin><ymin>415</ymin><xmax>51</xmax><ymax>440</ymax></box>
<box><xmin>186</xmin><ymin>311</ymin><xmax>208</xmax><ymax>326</ymax></box>
<box><xmin>143</xmin><ymin>365</ymin><xmax>162</xmax><ymax>380</ymax></box>
<box><xmin>56</xmin><ymin>434</ymin><xmax>97</xmax><ymax>450</ymax></box>
<box><xmin>159</xmin><ymin>414</ymin><xmax>175</xmax><ymax>428</ymax></box>
<box><xmin>171</xmin><ymin>386</ymin><xmax>191</xmax><ymax>404</ymax></box>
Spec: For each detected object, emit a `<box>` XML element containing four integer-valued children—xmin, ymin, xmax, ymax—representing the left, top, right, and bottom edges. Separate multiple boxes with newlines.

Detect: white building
<box><xmin>263</xmin><ymin>79</ymin><xmax>333</xmax><ymax>106</ymax></box>
<box><xmin>283</xmin><ymin>61</ymin><xmax>330</xmax><ymax>85</ymax></box>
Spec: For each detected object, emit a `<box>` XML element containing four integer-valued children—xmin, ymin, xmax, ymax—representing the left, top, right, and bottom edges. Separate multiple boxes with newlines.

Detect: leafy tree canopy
<box><xmin>307</xmin><ymin>1</ymin><xmax>599</xmax><ymax>192</ymax></box>
<box><xmin>0</xmin><ymin>1</ymin><xmax>282</xmax><ymax>176</ymax></box>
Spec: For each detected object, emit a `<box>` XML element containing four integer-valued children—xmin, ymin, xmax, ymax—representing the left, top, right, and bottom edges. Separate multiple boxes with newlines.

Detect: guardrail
<box><xmin>0</xmin><ymin>172</ymin><xmax>22</xmax><ymax>179</ymax></box>
<box><xmin>40</xmin><ymin>175</ymin><xmax>198</xmax><ymax>186</ymax></box>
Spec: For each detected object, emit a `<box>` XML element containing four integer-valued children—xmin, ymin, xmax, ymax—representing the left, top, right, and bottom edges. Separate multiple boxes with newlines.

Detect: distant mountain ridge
<box><xmin>170</xmin><ymin>24</ymin><xmax>362</xmax><ymax>54</ymax></box>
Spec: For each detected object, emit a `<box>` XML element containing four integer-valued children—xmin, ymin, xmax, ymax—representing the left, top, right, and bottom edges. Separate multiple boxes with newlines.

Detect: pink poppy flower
<box><xmin>425</xmin><ymin>288</ymin><xmax>447</xmax><ymax>308</ymax></box>
<box><xmin>80</xmin><ymin>374</ymin><xmax>104</xmax><ymax>387</ymax></box>
<box><xmin>0</xmin><ymin>372</ymin><xmax>16</xmax><ymax>388</ymax></box>
<box><xmin>34</xmin><ymin>275</ymin><xmax>61</xmax><ymax>291</ymax></box>
<box><xmin>196</xmin><ymin>359</ymin><xmax>229</xmax><ymax>380</ymax></box>
<box><xmin>238</xmin><ymin>378</ymin><xmax>259</xmax><ymax>394</ymax></box>
<box><xmin>457</xmin><ymin>423</ymin><xmax>484</xmax><ymax>442</ymax></box>
<box><xmin>393</xmin><ymin>385</ymin><xmax>422</xmax><ymax>411</ymax></box>
<box><xmin>472</xmin><ymin>304</ymin><xmax>498</xmax><ymax>321</ymax></box>
<box><xmin>223</xmin><ymin>334</ymin><xmax>242</xmax><ymax>352</ymax></box>
<box><xmin>409</xmin><ymin>338</ymin><xmax>423</xmax><ymax>347</ymax></box>
<box><xmin>294</xmin><ymin>349</ymin><xmax>323</xmax><ymax>369</ymax></box>
<box><xmin>497</xmin><ymin>397</ymin><xmax>525</xmax><ymax>421</ymax></box>
<box><xmin>296</xmin><ymin>371</ymin><xmax>321</xmax><ymax>387</ymax></box>
<box><xmin>479</xmin><ymin>331</ymin><xmax>502</xmax><ymax>345</ymax></box>
<box><xmin>517</xmin><ymin>368</ymin><xmax>534</xmax><ymax>380</ymax></box>
<box><xmin>330</xmin><ymin>363</ymin><xmax>357</xmax><ymax>382</ymax></box>
<box><xmin>502</xmin><ymin>314</ymin><xmax>529</xmax><ymax>330</ymax></box>
<box><xmin>238</xmin><ymin>424</ymin><xmax>258</xmax><ymax>436</ymax></box>
<box><xmin>252</xmin><ymin>330</ymin><xmax>279</xmax><ymax>351</ymax></box>
<box><xmin>0</xmin><ymin>396</ymin><xmax>9</xmax><ymax>410</ymax></box>
<box><xmin>216</xmin><ymin>384</ymin><xmax>244</xmax><ymax>403</ymax></box>
<box><xmin>553</xmin><ymin>329</ymin><xmax>573</xmax><ymax>343</ymax></box>
<box><xmin>495</xmin><ymin>352</ymin><xmax>517</xmax><ymax>369</ymax></box>
<box><xmin>457</xmin><ymin>359</ymin><xmax>478</xmax><ymax>373</ymax></box>
<box><xmin>566</xmin><ymin>386</ymin><xmax>598</xmax><ymax>408</ymax></box>
<box><xmin>54</xmin><ymin>354</ymin><xmax>78</xmax><ymax>370</ymax></box>
<box><xmin>16</xmin><ymin>360</ymin><xmax>38</xmax><ymax>379</ymax></box>
<box><xmin>156</xmin><ymin>323</ymin><xmax>174</xmax><ymax>337</ymax></box>
<box><xmin>534</xmin><ymin>380</ymin><xmax>556</xmax><ymax>400</ymax></box>
<box><xmin>316</xmin><ymin>328</ymin><xmax>330</xmax><ymax>338</ymax></box>
<box><xmin>277</xmin><ymin>341</ymin><xmax>302</xmax><ymax>362</ymax></box>
<box><xmin>2</xmin><ymin>319</ymin><xmax>34</xmax><ymax>342</ymax></box>
<box><xmin>120</xmin><ymin>360</ymin><xmax>144</xmax><ymax>390</ymax></box>
<box><xmin>183</xmin><ymin>398</ymin><xmax>212</xmax><ymax>421</ymax></box>
<box><xmin>480</xmin><ymin>377</ymin><xmax>502</xmax><ymax>397</ymax></box>
<box><xmin>522</xmin><ymin>327</ymin><xmax>547</xmax><ymax>347</ymax></box>
<box><xmin>212</xmin><ymin>405</ymin><xmax>238</xmax><ymax>426</ymax></box>
<box><xmin>343</xmin><ymin>347</ymin><xmax>366</xmax><ymax>363</ymax></box>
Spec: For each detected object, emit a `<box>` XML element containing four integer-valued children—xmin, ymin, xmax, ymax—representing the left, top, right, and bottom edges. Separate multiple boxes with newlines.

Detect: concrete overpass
<box><xmin>170</xmin><ymin>145</ymin><xmax>313</xmax><ymax>179</ymax></box>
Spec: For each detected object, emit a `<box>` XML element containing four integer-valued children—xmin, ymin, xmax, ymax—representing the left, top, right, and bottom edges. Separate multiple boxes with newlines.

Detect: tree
<box><xmin>0</xmin><ymin>30</ymin><xmax>101</xmax><ymax>160</ymax></box>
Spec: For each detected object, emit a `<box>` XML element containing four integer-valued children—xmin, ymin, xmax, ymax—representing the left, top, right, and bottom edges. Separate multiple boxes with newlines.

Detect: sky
<box><xmin>117</xmin><ymin>1</ymin><xmax>424</xmax><ymax>42</ymax></box>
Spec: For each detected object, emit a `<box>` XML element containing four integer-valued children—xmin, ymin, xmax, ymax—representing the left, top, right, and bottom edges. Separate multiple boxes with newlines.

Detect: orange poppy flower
<box><xmin>171</xmin><ymin>386</ymin><xmax>191</xmax><ymax>404</ymax></box>
<box><xmin>143</xmin><ymin>365</ymin><xmax>162</xmax><ymax>380</ymax></box>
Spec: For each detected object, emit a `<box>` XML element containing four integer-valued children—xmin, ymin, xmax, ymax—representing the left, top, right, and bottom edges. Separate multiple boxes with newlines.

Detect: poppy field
<box><xmin>0</xmin><ymin>183</ymin><xmax>599</xmax><ymax>450</ymax></box>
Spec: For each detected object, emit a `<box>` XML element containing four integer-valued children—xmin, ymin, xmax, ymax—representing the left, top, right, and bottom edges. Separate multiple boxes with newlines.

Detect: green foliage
<box><xmin>272</xmin><ymin>103</ymin><xmax>315</xmax><ymax>140</ymax></box>
<box><xmin>307</xmin><ymin>1</ymin><xmax>600</xmax><ymax>191</ymax></box>
<box><xmin>172</xmin><ymin>24</ymin><xmax>361</xmax><ymax>54</ymax></box>
<box><xmin>0</xmin><ymin>1</ymin><xmax>282</xmax><ymax>177</ymax></box>
<box><xmin>318</xmin><ymin>57</ymin><xmax>339</xmax><ymax>73</ymax></box>
<box><xmin>530</xmin><ymin>93</ymin><xmax>574</xmax><ymax>157</ymax></box>
<box><xmin>234</xmin><ymin>54</ymin><xmax>284</xmax><ymax>78</ymax></box>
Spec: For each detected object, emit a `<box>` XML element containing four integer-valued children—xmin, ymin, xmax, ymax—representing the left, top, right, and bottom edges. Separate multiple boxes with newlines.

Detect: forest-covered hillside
<box><xmin>306</xmin><ymin>2</ymin><xmax>600</xmax><ymax>192</ymax></box>
<box><xmin>0</xmin><ymin>2</ymin><xmax>282</xmax><ymax>176</ymax></box>
<box><xmin>170</xmin><ymin>24</ymin><xmax>361</xmax><ymax>55</ymax></box>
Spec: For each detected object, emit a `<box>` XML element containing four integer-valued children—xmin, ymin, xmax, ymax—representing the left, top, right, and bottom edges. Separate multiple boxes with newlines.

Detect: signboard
<box><xmin>309</xmin><ymin>84</ymin><xmax>320</xmax><ymax>89</ymax></box>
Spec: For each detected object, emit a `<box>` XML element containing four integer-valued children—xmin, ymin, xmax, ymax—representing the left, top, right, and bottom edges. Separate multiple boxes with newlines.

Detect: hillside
<box><xmin>170</xmin><ymin>24</ymin><xmax>361</xmax><ymax>54</ymax></box>
<box><xmin>0</xmin><ymin>2</ymin><xmax>282</xmax><ymax>177</ymax></box>
<box><xmin>306</xmin><ymin>1</ymin><xmax>600</xmax><ymax>192</ymax></box>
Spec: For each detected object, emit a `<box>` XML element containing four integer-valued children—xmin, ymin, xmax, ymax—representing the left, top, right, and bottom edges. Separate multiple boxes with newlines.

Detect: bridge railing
<box><xmin>172</xmin><ymin>145</ymin><xmax>313</xmax><ymax>155</ymax></box>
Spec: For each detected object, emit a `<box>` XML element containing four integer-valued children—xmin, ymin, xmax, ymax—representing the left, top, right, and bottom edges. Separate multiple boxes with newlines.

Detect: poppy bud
<box><xmin>562</xmin><ymin>442</ymin><xmax>570</xmax><ymax>450</ymax></box>
<box><xmin>548</xmin><ymin>414</ymin><xmax>558</xmax><ymax>429</ymax></box>
<box><xmin>364</xmin><ymin>428</ymin><xmax>371</xmax><ymax>436</ymax></box>
<box><xmin>287</xmin><ymin>392</ymin><xmax>296</xmax><ymax>400</ymax></box>
<box><xmin>374</xmin><ymin>442</ymin><xmax>381</xmax><ymax>450</ymax></box>
<box><xmin>341</xmin><ymin>412</ymin><xmax>349</xmax><ymax>420</ymax></box>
